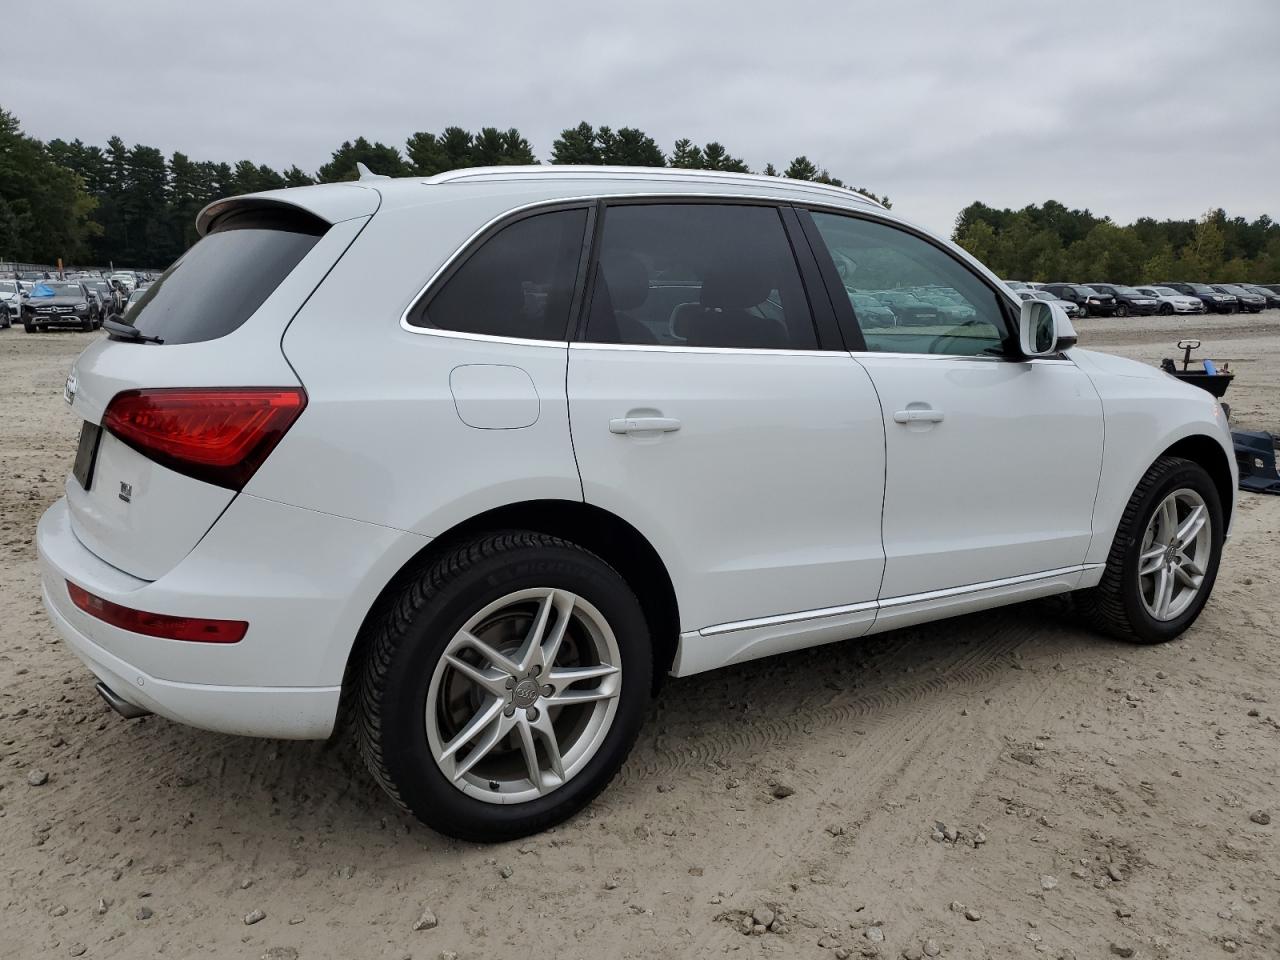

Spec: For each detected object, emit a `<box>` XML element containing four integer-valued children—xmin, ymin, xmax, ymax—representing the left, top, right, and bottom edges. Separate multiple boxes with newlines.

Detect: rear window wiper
<box><xmin>104</xmin><ymin>317</ymin><xmax>164</xmax><ymax>344</ymax></box>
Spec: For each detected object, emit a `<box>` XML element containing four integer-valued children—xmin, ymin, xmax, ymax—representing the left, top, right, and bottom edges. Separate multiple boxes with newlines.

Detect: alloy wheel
<box><xmin>1138</xmin><ymin>488</ymin><xmax>1212</xmax><ymax>622</ymax></box>
<box><xmin>424</xmin><ymin>588</ymin><xmax>622</xmax><ymax>804</ymax></box>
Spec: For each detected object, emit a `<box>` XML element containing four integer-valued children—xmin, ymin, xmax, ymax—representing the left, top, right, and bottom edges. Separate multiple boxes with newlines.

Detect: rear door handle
<box><xmin>609</xmin><ymin>417</ymin><xmax>682</xmax><ymax>435</ymax></box>
<box><xmin>892</xmin><ymin>409</ymin><xmax>945</xmax><ymax>424</ymax></box>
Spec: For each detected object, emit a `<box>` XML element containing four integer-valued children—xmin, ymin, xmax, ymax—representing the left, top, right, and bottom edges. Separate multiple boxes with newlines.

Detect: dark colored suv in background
<box><xmin>1213</xmin><ymin>284</ymin><xmax>1265</xmax><ymax>313</ymax></box>
<box><xmin>1040</xmin><ymin>283</ymin><xmax>1117</xmax><ymax>317</ymax></box>
<box><xmin>1086</xmin><ymin>284</ymin><xmax>1158</xmax><ymax>318</ymax></box>
<box><xmin>1157</xmin><ymin>282</ymin><xmax>1235</xmax><ymax>313</ymax></box>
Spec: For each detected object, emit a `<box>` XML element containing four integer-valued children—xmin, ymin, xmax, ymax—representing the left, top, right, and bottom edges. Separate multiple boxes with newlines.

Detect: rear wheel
<box><xmin>1076</xmin><ymin>456</ymin><xmax>1222</xmax><ymax>643</ymax></box>
<box><xmin>356</xmin><ymin>532</ymin><xmax>652</xmax><ymax>841</ymax></box>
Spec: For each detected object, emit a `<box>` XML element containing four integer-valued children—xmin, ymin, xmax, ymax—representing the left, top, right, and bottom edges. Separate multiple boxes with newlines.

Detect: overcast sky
<box><xmin>5</xmin><ymin>0</ymin><xmax>1278</xmax><ymax>236</ymax></box>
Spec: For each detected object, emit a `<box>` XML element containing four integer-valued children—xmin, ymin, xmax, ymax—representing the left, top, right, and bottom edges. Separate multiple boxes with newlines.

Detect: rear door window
<box><xmin>583</xmin><ymin>203</ymin><xmax>818</xmax><ymax>350</ymax></box>
<box><xmin>121</xmin><ymin>206</ymin><xmax>327</xmax><ymax>345</ymax></box>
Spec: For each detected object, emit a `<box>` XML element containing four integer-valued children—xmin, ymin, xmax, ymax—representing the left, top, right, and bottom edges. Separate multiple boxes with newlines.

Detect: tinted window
<box><xmin>414</xmin><ymin>208</ymin><xmax>588</xmax><ymax>340</ymax></box>
<box><xmin>123</xmin><ymin>207</ymin><xmax>325</xmax><ymax>345</ymax></box>
<box><xmin>583</xmin><ymin>203</ymin><xmax>816</xmax><ymax>350</ymax></box>
<box><xmin>809</xmin><ymin>211</ymin><xmax>1010</xmax><ymax>356</ymax></box>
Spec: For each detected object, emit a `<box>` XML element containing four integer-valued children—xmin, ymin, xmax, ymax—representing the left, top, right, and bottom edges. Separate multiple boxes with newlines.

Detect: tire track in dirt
<box><xmin>618</xmin><ymin>612</ymin><xmax>1030</xmax><ymax>786</ymax></box>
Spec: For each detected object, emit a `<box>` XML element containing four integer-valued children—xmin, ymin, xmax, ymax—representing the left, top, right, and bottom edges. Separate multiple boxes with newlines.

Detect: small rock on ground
<box><xmin>1110</xmin><ymin>945</ymin><xmax>1135</xmax><ymax>958</ymax></box>
<box><xmin>261</xmin><ymin>950</ymin><xmax>299</xmax><ymax>960</ymax></box>
<box><xmin>770</xmin><ymin>781</ymin><xmax>796</xmax><ymax>799</ymax></box>
<box><xmin>1249</xmin><ymin>810</ymin><xmax>1271</xmax><ymax>825</ymax></box>
<box><xmin>413</xmin><ymin>906</ymin><xmax>439</xmax><ymax>931</ymax></box>
<box><xmin>26</xmin><ymin>769</ymin><xmax>49</xmax><ymax>786</ymax></box>
<box><xmin>244</xmin><ymin>908</ymin><xmax>266</xmax><ymax>925</ymax></box>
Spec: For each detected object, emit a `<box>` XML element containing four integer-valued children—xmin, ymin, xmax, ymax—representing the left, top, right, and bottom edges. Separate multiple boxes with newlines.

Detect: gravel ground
<box><xmin>1</xmin><ymin>320</ymin><xmax>1277</xmax><ymax>960</ymax></box>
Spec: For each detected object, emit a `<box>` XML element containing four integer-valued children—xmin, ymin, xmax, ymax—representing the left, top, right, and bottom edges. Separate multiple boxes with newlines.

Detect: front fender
<box><xmin>1074</xmin><ymin>350</ymin><xmax>1235</xmax><ymax>564</ymax></box>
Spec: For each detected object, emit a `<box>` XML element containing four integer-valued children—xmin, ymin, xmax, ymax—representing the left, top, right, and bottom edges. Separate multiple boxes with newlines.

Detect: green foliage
<box><xmin>954</xmin><ymin>201</ymin><xmax>1280</xmax><ymax>283</ymax></box>
<box><xmin>316</xmin><ymin>137</ymin><xmax>408</xmax><ymax>182</ymax></box>
<box><xmin>3</xmin><ymin>104</ymin><xmax>894</xmax><ymax>268</ymax></box>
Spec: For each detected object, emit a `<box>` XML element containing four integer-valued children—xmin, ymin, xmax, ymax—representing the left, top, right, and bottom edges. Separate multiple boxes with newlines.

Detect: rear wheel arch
<box><xmin>338</xmin><ymin>500</ymin><xmax>681</xmax><ymax>726</ymax></box>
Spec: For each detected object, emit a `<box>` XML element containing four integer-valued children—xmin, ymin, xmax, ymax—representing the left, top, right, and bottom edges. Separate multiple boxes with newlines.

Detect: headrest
<box><xmin>699</xmin><ymin>262</ymin><xmax>772</xmax><ymax>311</ymax></box>
<box><xmin>601</xmin><ymin>252</ymin><xmax>649</xmax><ymax>312</ymax></box>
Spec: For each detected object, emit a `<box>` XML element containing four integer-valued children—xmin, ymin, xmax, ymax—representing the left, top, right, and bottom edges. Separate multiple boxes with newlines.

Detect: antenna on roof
<box><xmin>356</xmin><ymin>162</ymin><xmax>389</xmax><ymax>182</ymax></box>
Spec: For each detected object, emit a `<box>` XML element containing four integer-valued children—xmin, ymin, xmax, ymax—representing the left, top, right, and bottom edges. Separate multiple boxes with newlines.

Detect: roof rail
<box><xmin>421</xmin><ymin>165</ymin><xmax>884</xmax><ymax>208</ymax></box>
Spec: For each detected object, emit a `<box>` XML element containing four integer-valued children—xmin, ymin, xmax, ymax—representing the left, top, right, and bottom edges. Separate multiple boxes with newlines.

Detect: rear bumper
<box><xmin>37</xmin><ymin>495</ymin><xmax>430</xmax><ymax>739</ymax></box>
<box><xmin>41</xmin><ymin>577</ymin><xmax>341</xmax><ymax>738</ymax></box>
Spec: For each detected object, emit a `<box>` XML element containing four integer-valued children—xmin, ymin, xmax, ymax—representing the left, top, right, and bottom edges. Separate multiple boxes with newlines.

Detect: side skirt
<box><xmin>670</xmin><ymin>564</ymin><xmax>1104</xmax><ymax>677</ymax></box>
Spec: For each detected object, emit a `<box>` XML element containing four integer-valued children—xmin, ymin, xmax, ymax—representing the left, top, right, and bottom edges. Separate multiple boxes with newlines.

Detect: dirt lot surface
<box><xmin>1</xmin><ymin>318</ymin><xmax>1277</xmax><ymax>960</ymax></box>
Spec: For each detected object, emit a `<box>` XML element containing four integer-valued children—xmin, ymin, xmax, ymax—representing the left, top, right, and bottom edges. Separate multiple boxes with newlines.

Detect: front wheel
<box><xmin>356</xmin><ymin>532</ymin><xmax>652</xmax><ymax>841</ymax></box>
<box><xmin>1076</xmin><ymin>456</ymin><xmax>1223</xmax><ymax>643</ymax></box>
<box><xmin>1116</xmin><ymin>303</ymin><xmax>1129</xmax><ymax>318</ymax></box>
<box><xmin>1159</xmin><ymin>303</ymin><xmax>1174</xmax><ymax>315</ymax></box>
<box><xmin>1077</xmin><ymin>303</ymin><xmax>1088</xmax><ymax>318</ymax></box>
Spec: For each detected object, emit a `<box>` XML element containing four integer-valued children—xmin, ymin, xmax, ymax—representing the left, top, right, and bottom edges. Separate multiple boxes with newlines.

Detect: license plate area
<box><xmin>73</xmin><ymin>422</ymin><xmax>103</xmax><ymax>490</ymax></box>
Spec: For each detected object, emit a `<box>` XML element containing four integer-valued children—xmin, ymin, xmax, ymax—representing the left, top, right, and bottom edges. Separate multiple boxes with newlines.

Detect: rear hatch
<box><xmin>63</xmin><ymin>191</ymin><xmax>376</xmax><ymax>581</ymax></box>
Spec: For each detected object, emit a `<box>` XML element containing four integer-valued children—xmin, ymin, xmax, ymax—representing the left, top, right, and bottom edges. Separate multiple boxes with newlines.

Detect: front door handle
<box><xmin>893</xmin><ymin>409</ymin><xmax>945</xmax><ymax>424</ymax></box>
<box><xmin>609</xmin><ymin>416</ymin><xmax>682</xmax><ymax>435</ymax></box>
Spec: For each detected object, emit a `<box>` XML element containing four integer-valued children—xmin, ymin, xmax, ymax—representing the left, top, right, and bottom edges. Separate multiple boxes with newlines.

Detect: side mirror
<box><xmin>1019</xmin><ymin>299</ymin><xmax>1075</xmax><ymax>356</ymax></box>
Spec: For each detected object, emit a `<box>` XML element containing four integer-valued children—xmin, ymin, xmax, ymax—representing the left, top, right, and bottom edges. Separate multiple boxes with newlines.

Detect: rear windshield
<box><xmin>120</xmin><ymin>206</ymin><xmax>326</xmax><ymax>344</ymax></box>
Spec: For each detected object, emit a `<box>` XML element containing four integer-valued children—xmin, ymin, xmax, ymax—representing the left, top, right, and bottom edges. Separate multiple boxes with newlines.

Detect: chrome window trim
<box><xmin>398</xmin><ymin>191</ymin><xmax>882</xmax><ymax>345</ymax></box>
<box><xmin>570</xmin><ymin>342</ymin><xmax>849</xmax><ymax>358</ymax></box>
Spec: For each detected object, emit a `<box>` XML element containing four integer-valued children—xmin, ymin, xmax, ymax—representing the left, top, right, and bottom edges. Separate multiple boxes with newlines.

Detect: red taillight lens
<box><xmin>102</xmin><ymin>387</ymin><xmax>306</xmax><ymax>490</ymax></box>
<box><xmin>66</xmin><ymin>581</ymin><xmax>247</xmax><ymax>644</ymax></box>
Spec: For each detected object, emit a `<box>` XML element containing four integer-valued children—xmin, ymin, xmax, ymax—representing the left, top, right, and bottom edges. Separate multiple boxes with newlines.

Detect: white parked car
<box><xmin>1135</xmin><ymin>286</ymin><xmax>1207</xmax><ymax>315</ymax></box>
<box><xmin>37</xmin><ymin>167</ymin><xmax>1235</xmax><ymax>840</ymax></box>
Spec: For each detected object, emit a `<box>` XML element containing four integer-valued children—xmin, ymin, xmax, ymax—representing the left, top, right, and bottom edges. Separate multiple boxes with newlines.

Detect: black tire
<box><xmin>81</xmin><ymin>318</ymin><xmax>93</xmax><ymax>332</ymax></box>
<box><xmin>356</xmin><ymin>531</ymin><xmax>652</xmax><ymax>841</ymax></box>
<box><xmin>1116</xmin><ymin>303</ymin><xmax>1129</xmax><ymax>318</ymax></box>
<box><xmin>1077</xmin><ymin>303</ymin><xmax>1088</xmax><ymax>318</ymax></box>
<box><xmin>1075</xmin><ymin>456</ymin><xmax>1223</xmax><ymax>644</ymax></box>
<box><xmin>1159</xmin><ymin>303</ymin><xmax>1173</xmax><ymax>315</ymax></box>
<box><xmin>23</xmin><ymin>322</ymin><xmax>35</xmax><ymax>333</ymax></box>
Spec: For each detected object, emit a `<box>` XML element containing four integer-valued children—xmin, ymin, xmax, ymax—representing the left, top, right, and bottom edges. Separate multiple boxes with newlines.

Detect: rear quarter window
<box><xmin>122</xmin><ymin>206</ymin><xmax>327</xmax><ymax>345</ymax></box>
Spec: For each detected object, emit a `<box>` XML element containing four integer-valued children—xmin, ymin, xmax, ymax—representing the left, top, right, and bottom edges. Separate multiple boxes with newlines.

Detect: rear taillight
<box><xmin>67</xmin><ymin>581</ymin><xmax>247</xmax><ymax>643</ymax></box>
<box><xmin>102</xmin><ymin>387</ymin><xmax>306</xmax><ymax>490</ymax></box>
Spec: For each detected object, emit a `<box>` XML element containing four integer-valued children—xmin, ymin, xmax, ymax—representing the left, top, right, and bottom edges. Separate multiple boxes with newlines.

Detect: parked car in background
<box><xmin>1257</xmin><ymin>283</ymin><xmax>1280</xmax><ymax>296</ymax></box>
<box><xmin>1239</xmin><ymin>283</ymin><xmax>1280</xmax><ymax>309</ymax></box>
<box><xmin>1004</xmin><ymin>280</ymin><xmax>1034</xmax><ymax>291</ymax></box>
<box><xmin>84</xmin><ymin>279</ymin><xmax>122</xmax><ymax>316</ymax></box>
<box><xmin>1085</xmin><ymin>284</ymin><xmax>1158</xmax><ymax>318</ymax></box>
<box><xmin>109</xmin><ymin>271</ymin><xmax>137</xmax><ymax>292</ymax></box>
<box><xmin>847</xmin><ymin>290</ymin><xmax>898</xmax><ymax>327</ymax></box>
<box><xmin>870</xmin><ymin>290</ymin><xmax>942</xmax><ymax>325</ymax></box>
<box><xmin>1040</xmin><ymin>283</ymin><xmax>1117</xmax><ymax>317</ymax></box>
<box><xmin>1212</xmin><ymin>284</ymin><xmax>1264</xmax><ymax>313</ymax></box>
<box><xmin>20</xmin><ymin>281</ymin><xmax>101</xmax><ymax>332</ymax></box>
<box><xmin>1017</xmin><ymin>288</ymin><xmax>1082</xmax><ymax>318</ymax></box>
<box><xmin>1134</xmin><ymin>286</ymin><xmax>1206</xmax><ymax>315</ymax></box>
<box><xmin>0</xmin><ymin>279</ymin><xmax>22</xmax><ymax>320</ymax></box>
<box><xmin>1157</xmin><ymin>282</ymin><xmax>1235</xmax><ymax>314</ymax></box>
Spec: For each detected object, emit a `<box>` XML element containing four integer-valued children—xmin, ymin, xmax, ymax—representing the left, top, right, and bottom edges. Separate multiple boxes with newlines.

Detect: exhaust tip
<box><xmin>95</xmin><ymin>681</ymin><xmax>151</xmax><ymax>720</ymax></box>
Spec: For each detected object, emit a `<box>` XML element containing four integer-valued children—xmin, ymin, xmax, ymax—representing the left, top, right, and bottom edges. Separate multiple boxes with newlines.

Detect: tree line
<box><xmin>0</xmin><ymin>107</ymin><xmax>888</xmax><ymax>268</ymax></box>
<box><xmin>953</xmin><ymin>200</ymin><xmax>1280</xmax><ymax>284</ymax></box>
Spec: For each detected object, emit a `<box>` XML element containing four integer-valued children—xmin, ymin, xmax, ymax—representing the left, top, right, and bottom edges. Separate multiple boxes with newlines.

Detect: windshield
<box><xmin>0</xmin><ymin>281</ymin><xmax>15</xmax><ymax>294</ymax></box>
<box><xmin>1186</xmin><ymin>283</ymin><xmax>1215</xmax><ymax>294</ymax></box>
<box><xmin>32</xmin><ymin>282</ymin><xmax>81</xmax><ymax>297</ymax></box>
<box><xmin>1111</xmin><ymin>285</ymin><xmax>1142</xmax><ymax>296</ymax></box>
<box><xmin>1151</xmin><ymin>287</ymin><xmax>1178</xmax><ymax>296</ymax></box>
<box><xmin>1076</xmin><ymin>286</ymin><xmax>1101</xmax><ymax>296</ymax></box>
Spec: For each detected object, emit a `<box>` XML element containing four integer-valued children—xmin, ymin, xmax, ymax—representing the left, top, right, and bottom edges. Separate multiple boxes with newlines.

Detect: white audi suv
<box><xmin>37</xmin><ymin>167</ymin><xmax>1235</xmax><ymax>840</ymax></box>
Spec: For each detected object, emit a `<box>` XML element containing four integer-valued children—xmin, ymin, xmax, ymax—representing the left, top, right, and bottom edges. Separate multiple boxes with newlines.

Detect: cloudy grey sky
<box><xmin>5</xmin><ymin>0</ymin><xmax>1278</xmax><ymax>235</ymax></box>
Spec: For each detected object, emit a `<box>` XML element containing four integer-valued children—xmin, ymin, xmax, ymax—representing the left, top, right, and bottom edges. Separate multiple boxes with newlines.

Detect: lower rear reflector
<box><xmin>66</xmin><ymin>581</ymin><xmax>247</xmax><ymax>644</ymax></box>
